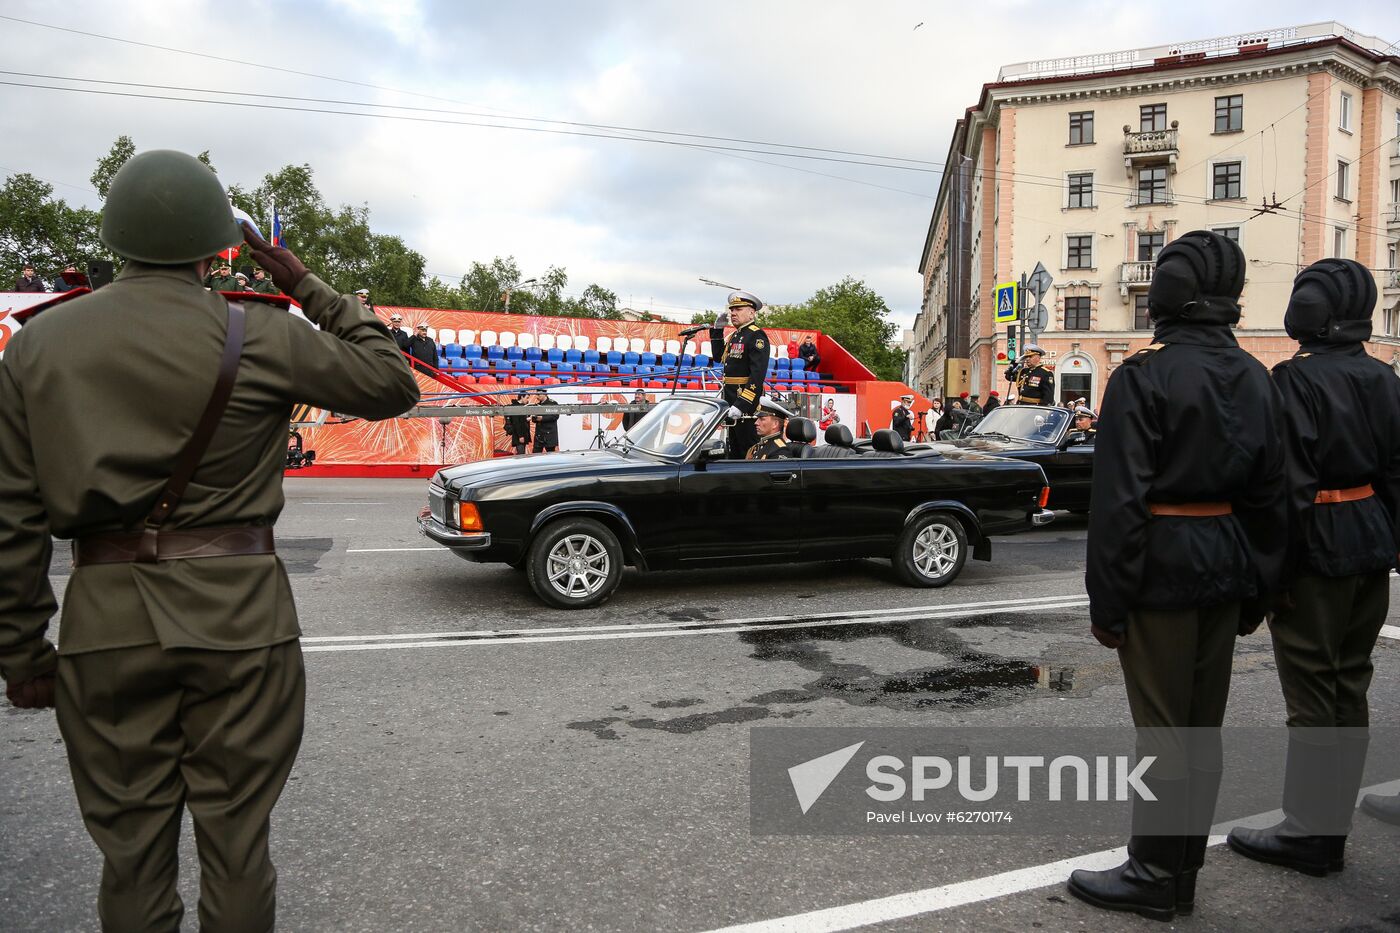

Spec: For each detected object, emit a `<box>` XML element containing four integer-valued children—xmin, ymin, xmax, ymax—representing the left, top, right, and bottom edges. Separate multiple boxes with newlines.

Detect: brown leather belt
<box><xmin>1148</xmin><ymin>502</ymin><xmax>1233</xmax><ymax>517</ymax></box>
<box><xmin>73</xmin><ymin>526</ymin><xmax>275</xmax><ymax>568</ymax></box>
<box><xmin>1315</xmin><ymin>483</ymin><xmax>1373</xmax><ymax>504</ymax></box>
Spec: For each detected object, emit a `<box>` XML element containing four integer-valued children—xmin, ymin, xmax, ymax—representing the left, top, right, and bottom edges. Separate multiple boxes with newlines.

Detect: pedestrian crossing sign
<box><xmin>995</xmin><ymin>282</ymin><xmax>1018</xmax><ymax>324</ymax></box>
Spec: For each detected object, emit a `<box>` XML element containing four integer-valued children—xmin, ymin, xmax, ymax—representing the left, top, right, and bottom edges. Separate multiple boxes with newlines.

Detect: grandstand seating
<box><xmin>424</xmin><ymin>330</ymin><xmax>845</xmax><ymax>393</ymax></box>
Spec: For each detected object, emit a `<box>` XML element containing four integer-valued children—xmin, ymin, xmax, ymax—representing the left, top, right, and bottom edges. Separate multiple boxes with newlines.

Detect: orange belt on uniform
<box><xmin>1148</xmin><ymin>502</ymin><xmax>1233</xmax><ymax>517</ymax></box>
<box><xmin>1315</xmin><ymin>483</ymin><xmax>1373</xmax><ymax>504</ymax></box>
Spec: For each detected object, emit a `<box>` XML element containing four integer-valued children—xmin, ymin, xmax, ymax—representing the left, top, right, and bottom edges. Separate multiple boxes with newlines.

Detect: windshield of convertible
<box><xmin>970</xmin><ymin>406</ymin><xmax>1068</xmax><ymax>443</ymax></box>
<box><xmin>620</xmin><ymin>397</ymin><xmax>720</xmax><ymax>457</ymax></box>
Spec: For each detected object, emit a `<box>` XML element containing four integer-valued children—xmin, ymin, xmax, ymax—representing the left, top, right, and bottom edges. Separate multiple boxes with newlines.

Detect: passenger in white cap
<box><xmin>746</xmin><ymin>396</ymin><xmax>794</xmax><ymax>460</ymax></box>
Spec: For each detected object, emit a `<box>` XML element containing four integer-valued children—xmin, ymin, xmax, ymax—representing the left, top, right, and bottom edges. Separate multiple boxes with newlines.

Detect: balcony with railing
<box><xmin>1123</xmin><ymin>124</ymin><xmax>1179</xmax><ymax>173</ymax></box>
<box><xmin>1386</xmin><ymin>268</ymin><xmax>1400</xmax><ymax>292</ymax></box>
<box><xmin>1386</xmin><ymin>202</ymin><xmax>1400</xmax><ymax>227</ymax></box>
<box><xmin>1120</xmin><ymin>260</ymin><xmax>1155</xmax><ymax>297</ymax></box>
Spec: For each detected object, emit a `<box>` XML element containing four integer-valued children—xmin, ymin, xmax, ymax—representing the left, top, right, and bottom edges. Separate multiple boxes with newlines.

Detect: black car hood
<box><xmin>436</xmin><ymin>449</ymin><xmax>658</xmax><ymax>492</ymax></box>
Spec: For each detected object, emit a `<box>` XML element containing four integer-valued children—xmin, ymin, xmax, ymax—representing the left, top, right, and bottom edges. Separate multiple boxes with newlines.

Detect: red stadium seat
<box><xmin>605</xmin><ymin>380</ymin><xmax>621</xmax><ymax>387</ymax></box>
<box><xmin>645</xmin><ymin>380</ymin><xmax>665</xmax><ymax>389</ymax></box>
<box><xmin>543</xmin><ymin>377</ymin><xmax>561</xmax><ymax>385</ymax></box>
<box><xmin>476</xmin><ymin>375</ymin><xmax>496</xmax><ymax>384</ymax></box>
<box><xmin>504</xmin><ymin>376</ymin><xmax>521</xmax><ymax>385</ymax></box>
<box><xmin>523</xmin><ymin>376</ymin><xmax>542</xmax><ymax>386</ymax></box>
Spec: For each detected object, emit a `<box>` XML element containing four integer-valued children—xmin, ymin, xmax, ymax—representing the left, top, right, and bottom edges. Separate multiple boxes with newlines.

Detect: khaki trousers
<box><xmin>1269</xmin><ymin>572</ymin><xmax>1388</xmax><ymax>728</ymax></box>
<box><xmin>55</xmin><ymin>641</ymin><xmax>305</xmax><ymax>933</ymax></box>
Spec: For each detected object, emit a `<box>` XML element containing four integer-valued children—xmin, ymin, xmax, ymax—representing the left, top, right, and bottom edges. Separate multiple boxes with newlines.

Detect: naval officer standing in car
<box><xmin>1007</xmin><ymin>344</ymin><xmax>1055</xmax><ymax>405</ymax></box>
<box><xmin>710</xmin><ymin>290</ymin><xmax>771</xmax><ymax>458</ymax></box>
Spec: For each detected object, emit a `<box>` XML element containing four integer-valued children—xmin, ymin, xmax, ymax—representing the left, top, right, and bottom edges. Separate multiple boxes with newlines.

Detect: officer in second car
<box><xmin>1069</xmin><ymin>230</ymin><xmax>1287</xmax><ymax>922</ymax></box>
<box><xmin>710</xmin><ymin>290</ymin><xmax>770</xmax><ymax>458</ymax></box>
<box><xmin>1007</xmin><ymin>344</ymin><xmax>1055</xmax><ymax>404</ymax></box>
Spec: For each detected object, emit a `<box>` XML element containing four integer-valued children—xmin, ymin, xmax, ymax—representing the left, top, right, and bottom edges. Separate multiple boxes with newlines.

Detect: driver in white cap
<box><xmin>746</xmin><ymin>396</ymin><xmax>795</xmax><ymax>460</ymax></box>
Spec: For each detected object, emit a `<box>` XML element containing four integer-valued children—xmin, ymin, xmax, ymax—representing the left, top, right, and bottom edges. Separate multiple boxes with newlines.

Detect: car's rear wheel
<box><xmin>526</xmin><ymin>517</ymin><xmax>622</xmax><ymax>609</ymax></box>
<box><xmin>893</xmin><ymin>512</ymin><xmax>967</xmax><ymax>587</ymax></box>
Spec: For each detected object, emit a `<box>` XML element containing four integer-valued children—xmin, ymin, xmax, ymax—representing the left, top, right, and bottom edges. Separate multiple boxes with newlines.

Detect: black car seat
<box><xmin>824</xmin><ymin>423</ymin><xmax>855</xmax><ymax>448</ymax></box>
<box><xmin>804</xmin><ymin>422</ymin><xmax>861</xmax><ymax>458</ymax></box>
<box><xmin>868</xmin><ymin>429</ymin><xmax>908</xmax><ymax>458</ymax></box>
<box><xmin>785</xmin><ymin>417</ymin><xmax>816</xmax><ymax>457</ymax></box>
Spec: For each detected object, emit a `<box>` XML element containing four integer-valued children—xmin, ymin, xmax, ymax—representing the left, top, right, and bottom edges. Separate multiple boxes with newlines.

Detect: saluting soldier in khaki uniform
<box><xmin>0</xmin><ymin>150</ymin><xmax>419</xmax><ymax>932</ymax></box>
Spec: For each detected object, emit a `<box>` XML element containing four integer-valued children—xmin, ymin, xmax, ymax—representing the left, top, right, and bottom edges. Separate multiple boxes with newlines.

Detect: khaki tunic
<box><xmin>0</xmin><ymin>263</ymin><xmax>420</xmax><ymax>683</ymax></box>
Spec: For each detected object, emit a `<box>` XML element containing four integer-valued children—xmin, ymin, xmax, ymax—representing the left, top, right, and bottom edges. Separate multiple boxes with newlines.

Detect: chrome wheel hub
<box><xmin>913</xmin><ymin>524</ymin><xmax>958</xmax><ymax>577</ymax></box>
<box><xmin>546</xmin><ymin>534</ymin><xmax>611</xmax><ymax>599</ymax></box>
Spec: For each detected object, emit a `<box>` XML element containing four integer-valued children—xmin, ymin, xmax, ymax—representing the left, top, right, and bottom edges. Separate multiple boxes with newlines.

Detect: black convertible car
<box><xmin>419</xmin><ymin>396</ymin><xmax>1054</xmax><ymax>608</ymax></box>
<box><xmin>929</xmin><ymin>405</ymin><xmax>1095</xmax><ymax>512</ymax></box>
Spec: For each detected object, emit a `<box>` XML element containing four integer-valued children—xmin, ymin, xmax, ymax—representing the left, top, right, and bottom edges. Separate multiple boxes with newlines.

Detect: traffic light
<box><xmin>1006</xmin><ymin>326</ymin><xmax>1018</xmax><ymax>360</ymax></box>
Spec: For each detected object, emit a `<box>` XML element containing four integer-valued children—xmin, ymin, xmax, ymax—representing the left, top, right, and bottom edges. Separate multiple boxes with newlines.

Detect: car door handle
<box><xmin>768</xmin><ymin>472</ymin><xmax>797</xmax><ymax>484</ymax></box>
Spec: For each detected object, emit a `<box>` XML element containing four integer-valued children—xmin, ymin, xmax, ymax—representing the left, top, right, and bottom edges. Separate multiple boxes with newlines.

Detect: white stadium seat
<box><xmin>459</xmin><ymin>329</ymin><xmax>477</xmax><ymax>347</ymax></box>
<box><xmin>664</xmin><ymin>339</ymin><xmax>681</xmax><ymax>356</ymax></box>
<box><xmin>538</xmin><ymin>334</ymin><xmax>555</xmax><ymax>350</ymax></box>
<box><xmin>499</xmin><ymin>331</ymin><xmax>517</xmax><ymax>349</ymax></box>
<box><xmin>438</xmin><ymin>328</ymin><xmax>456</xmax><ymax>346</ymax></box>
<box><xmin>629</xmin><ymin>338</ymin><xmax>646</xmax><ymax>354</ymax></box>
<box><xmin>480</xmin><ymin>330</ymin><xmax>498</xmax><ymax>347</ymax></box>
<box><xmin>596</xmin><ymin>336</ymin><xmax>613</xmax><ymax>353</ymax></box>
<box><xmin>556</xmin><ymin>335</ymin><xmax>573</xmax><ymax>351</ymax></box>
<box><xmin>774</xmin><ymin>344</ymin><xmax>789</xmax><ymax>359</ymax></box>
<box><xmin>648</xmin><ymin>339</ymin><xmax>664</xmax><ymax>355</ymax></box>
<box><xmin>573</xmin><ymin>335</ymin><xmax>590</xmax><ymax>351</ymax></box>
<box><xmin>517</xmin><ymin>332</ymin><xmax>535</xmax><ymax>349</ymax></box>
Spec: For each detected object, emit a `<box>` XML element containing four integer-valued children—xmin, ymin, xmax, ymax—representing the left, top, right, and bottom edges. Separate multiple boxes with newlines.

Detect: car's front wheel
<box><xmin>893</xmin><ymin>512</ymin><xmax>967</xmax><ymax>587</ymax></box>
<box><xmin>526</xmin><ymin>517</ymin><xmax>623</xmax><ymax>609</ymax></box>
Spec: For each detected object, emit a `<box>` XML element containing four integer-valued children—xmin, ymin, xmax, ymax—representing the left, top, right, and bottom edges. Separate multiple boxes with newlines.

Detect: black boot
<box><xmin>1360</xmin><ymin>792</ymin><xmax>1400</xmax><ymax>825</ymax></box>
<box><xmin>1068</xmin><ymin>775</ymin><xmax>1188</xmax><ymax>923</ymax></box>
<box><xmin>1227</xmin><ymin>733</ymin><xmax>1337</xmax><ymax>876</ymax></box>
<box><xmin>1069</xmin><ymin>834</ymin><xmax>1185</xmax><ymax>922</ymax></box>
<box><xmin>1325</xmin><ymin>730</ymin><xmax>1369</xmax><ymax>873</ymax></box>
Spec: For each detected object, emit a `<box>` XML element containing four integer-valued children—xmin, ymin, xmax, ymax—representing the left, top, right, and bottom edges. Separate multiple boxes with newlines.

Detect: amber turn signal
<box><xmin>1038</xmin><ymin>486</ymin><xmax>1051</xmax><ymax>508</ymax></box>
<box><xmin>457</xmin><ymin>502</ymin><xmax>484</xmax><ymax>531</ymax></box>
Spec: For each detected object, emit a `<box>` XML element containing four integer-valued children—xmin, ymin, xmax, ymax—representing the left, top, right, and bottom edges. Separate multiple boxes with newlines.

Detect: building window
<box><xmin>1395</xmin><ymin>110</ymin><xmax>1400</xmax><ymax>157</ymax></box>
<box><xmin>1138</xmin><ymin>231</ymin><xmax>1165</xmax><ymax>261</ymax></box>
<box><xmin>1212</xmin><ymin>226</ymin><xmax>1241</xmax><ymax>243</ymax></box>
<box><xmin>1069</xmin><ymin>111</ymin><xmax>1094</xmax><ymax>145</ymax></box>
<box><xmin>1067</xmin><ymin>172</ymin><xmax>1094</xmax><ymax>208</ymax></box>
<box><xmin>1134</xmin><ymin>294</ymin><xmax>1152</xmax><ymax>330</ymax></box>
<box><xmin>1140</xmin><ymin>103</ymin><xmax>1168</xmax><ymax>132</ymax></box>
<box><xmin>1065</xmin><ymin>296</ymin><xmax>1091</xmax><ymax>330</ymax></box>
<box><xmin>1212</xmin><ymin>161</ymin><xmax>1242</xmax><ymax>200</ymax></box>
<box><xmin>1336</xmin><ymin>160</ymin><xmax>1350</xmax><ymax>200</ymax></box>
<box><xmin>1137</xmin><ymin>166</ymin><xmax>1169</xmax><ymax>204</ymax></box>
<box><xmin>1214</xmin><ymin>95</ymin><xmax>1243</xmax><ymax>132</ymax></box>
<box><xmin>1384</xmin><ymin>304</ymin><xmax>1398</xmax><ymax>338</ymax></box>
<box><xmin>1066</xmin><ymin>235</ymin><xmax>1093</xmax><ymax>269</ymax></box>
<box><xmin>1339</xmin><ymin>92</ymin><xmax>1353</xmax><ymax>131</ymax></box>
<box><xmin>1334</xmin><ymin>226</ymin><xmax>1347</xmax><ymax>258</ymax></box>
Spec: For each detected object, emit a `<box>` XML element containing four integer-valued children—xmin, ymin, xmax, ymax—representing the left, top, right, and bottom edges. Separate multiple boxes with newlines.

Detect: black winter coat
<box><xmin>532</xmin><ymin>413</ymin><xmax>560</xmax><ymax>450</ymax></box>
<box><xmin>1271</xmin><ymin>343</ymin><xmax>1400</xmax><ymax>578</ymax></box>
<box><xmin>1086</xmin><ymin>320</ymin><xmax>1287</xmax><ymax>633</ymax></box>
<box><xmin>408</xmin><ymin>334</ymin><xmax>437</xmax><ymax>372</ymax></box>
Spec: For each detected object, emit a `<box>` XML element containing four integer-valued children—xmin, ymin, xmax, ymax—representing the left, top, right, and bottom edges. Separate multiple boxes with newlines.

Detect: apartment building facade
<box><xmin>915</xmin><ymin>22</ymin><xmax>1400</xmax><ymax>407</ymax></box>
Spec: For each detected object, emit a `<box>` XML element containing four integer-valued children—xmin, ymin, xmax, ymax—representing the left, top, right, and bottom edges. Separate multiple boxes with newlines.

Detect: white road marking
<box><xmin>295</xmin><ymin>501</ymin><xmax>388</xmax><ymax>506</ymax></box>
<box><xmin>345</xmin><ymin>546</ymin><xmax>447</xmax><ymax>552</ymax></box>
<box><xmin>1380</xmin><ymin>624</ymin><xmax>1400</xmax><ymax>641</ymax></box>
<box><xmin>301</xmin><ymin>596</ymin><xmax>1090</xmax><ymax>653</ymax></box>
<box><xmin>698</xmin><ymin>779</ymin><xmax>1400</xmax><ymax>933</ymax></box>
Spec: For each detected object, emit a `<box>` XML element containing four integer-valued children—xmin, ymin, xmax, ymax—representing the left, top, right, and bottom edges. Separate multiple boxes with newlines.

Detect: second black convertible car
<box><xmin>931</xmin><ymin>405</ymin><xmax>1095</xmax><ymax>511</ymax></box>
<box><xmin>419</xmin><ymin>396</ymin><xmax>1054</xmax><ymax>608</ymax></box>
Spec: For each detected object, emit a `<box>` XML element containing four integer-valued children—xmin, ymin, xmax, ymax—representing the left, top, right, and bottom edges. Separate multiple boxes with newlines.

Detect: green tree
<box><xmin>759</xmin><ymin>278</ymin><xmax>907</xmax><ymax>380</ymax></box>
<box><xmin>0</xmin><ymin>174</ymin><xmax>107</xmax><ymax>286</ymax></box>
<box><xmin>90</xmin><ymin>135</ymin><xmax>136</xmax><ymax>199</ymax></box>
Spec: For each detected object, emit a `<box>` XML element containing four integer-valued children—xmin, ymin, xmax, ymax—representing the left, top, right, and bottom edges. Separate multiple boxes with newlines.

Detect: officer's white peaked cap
<box><xmin>727</xmin><ymin>290</ymin><xmax>763</xmax><ymax>312</ymax></box>
<box><xmin>756</xmin><ymin>395</ymin><xmax>794</xmax><ymax>419</ymax></box>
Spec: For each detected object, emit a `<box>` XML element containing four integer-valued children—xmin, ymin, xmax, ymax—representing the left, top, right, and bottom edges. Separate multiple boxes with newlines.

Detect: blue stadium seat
<box><xmin>623</xmin><ymin>351</ymin><xmax>641</xmax><ymax>366</ymax></box>
<box><xmin>555</xmin><ymin>362</ymin><xmax>574</xmax><ymax>374</ymax></box>
<box><xmin>583</xmin><ymin>349</ymin><xmax>600</xmax><ymax>365</ymax></box>
<box><xmin>464</xmin><ymin>344</ymin><xmax>483</xmax><ymax>359</ymax></box>
<box><xmin>443</xmin><ymin>344</ymin><xmax>462</xmax><ymax>358</ymax></box>
<box><xmin>618</xmin><ymin>364</ymin><xmax>636</xmax><ymax>375</ymax></box>
<box><xmin>790</xmin><ymin>359</ymin><xmax>806</xmax><ymax>372</ymax></box>
<box><xmin>640</xmin><ymin>352</ymin><xmax>657</xmax><ymax>367</ymax></box>
<box><xmin>680</xmin><ymin>354</ymin><xmax>694</xmax><ymax>367</ymax></box>
<box><xmin>506</xmin><ymin>346</ymin><xmax>524</xmax><ymax>361</ymax></box>
<box><xmin>486</xmin><ymin>345</ymin><xmax>504</xmax><ymax>360</ymax></box>
<box><xmin>524</xmin><ymin>347</ymin><xmax>542</xmax><ymax>362</ymax></box>
<box><xmin>606</xmin><ymin>351</ymin><xmax>622</xmax><ymax>366</ymax></box>
<box><xmin>547</xmin><ymin>348</ymin><xmax>563</xmax><ymax>363</ymax></box>
<box><xmin>696</xmin><ymin>354</ymin><xmax>711</xmax><ymax>368</ymax></box>
<box><xmin>775</xmin><ymin>357</ymin><xmax>791</xmax><ymax>369</ymax></box>
<box><xmin>565</xmin><ymin>349</ymin><xmax>583</xmax><ymax>364</ymax></box>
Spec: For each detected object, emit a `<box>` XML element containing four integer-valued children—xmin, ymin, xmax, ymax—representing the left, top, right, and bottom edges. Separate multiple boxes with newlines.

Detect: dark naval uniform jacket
<box><xmin>1085</xmin><ymin>321</ymin><xmax>1287</xmax><ymax>633</ymax></box>
<box><xmin>1271</xmin><ymin>344</ymin><xmax>1400</xmax><ymax>577</ymax></box>
<box><xmin>1009</xmin><ymin>362</ymin><xmax>1055</xmax><ymax>405</ymax></box>
<box><xmin>0</xmin><ymin>263</ymin><xmax>419</xmax><ymax>684</ymax></box>
<box><xmin>746</xmin><ymin>432</ymin><xmax>789</xmax><ymax>460</ymax></box>
<box><xmin>712</xmin><ymin>321</ymin><xmax>770</xmax><ymax>415</ymax></box>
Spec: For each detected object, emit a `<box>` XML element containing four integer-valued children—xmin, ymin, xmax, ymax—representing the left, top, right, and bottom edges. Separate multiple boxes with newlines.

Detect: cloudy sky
<box><xmin>1</xmin><ymin>1</ymin><xmax>1392</xmax><ymax>327</ymax></box>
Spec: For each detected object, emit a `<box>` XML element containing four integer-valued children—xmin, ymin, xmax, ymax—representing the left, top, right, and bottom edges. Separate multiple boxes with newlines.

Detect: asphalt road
<box><xmin>3</xmin><ymin>478</ymin><xmax>1398</xmax><ymax>932</ymax></box>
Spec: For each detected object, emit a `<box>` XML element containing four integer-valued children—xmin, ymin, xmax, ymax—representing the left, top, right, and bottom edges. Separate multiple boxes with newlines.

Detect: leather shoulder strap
<box><xmin>137</xmin><ymin>300</ymin><xmax>246</xmax><ymax>561</ymax></box>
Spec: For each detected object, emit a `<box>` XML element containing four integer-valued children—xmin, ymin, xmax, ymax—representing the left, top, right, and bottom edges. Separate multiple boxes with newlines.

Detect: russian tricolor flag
<box><xmin>271</xmin><ymin>206</ymin><xmax>285</xmax><ymax>248</ymax></box>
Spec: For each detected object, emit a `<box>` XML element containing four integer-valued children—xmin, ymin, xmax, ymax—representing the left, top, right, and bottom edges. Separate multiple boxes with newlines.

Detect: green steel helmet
<box><xmin>99</xmin><ymin>149</ymin><xmax>243</xmax><ymax>264</ymax></box>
